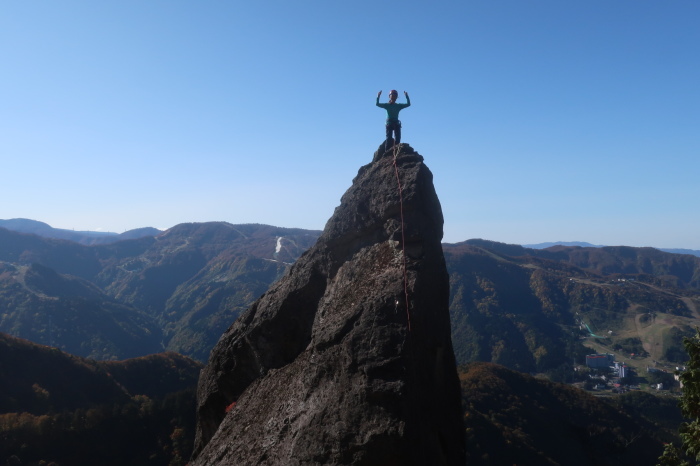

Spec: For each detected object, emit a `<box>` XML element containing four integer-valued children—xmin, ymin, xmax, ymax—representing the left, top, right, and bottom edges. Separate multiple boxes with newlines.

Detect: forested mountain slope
<box><xmin>445</xmin><ymin>241</ymin><xmax>700</xmax><ymax>374</ymax></box>
<box><xmin>0</xmin><ymin>223</ymin><xmax>319</xmax><ymax>361</ymax></box>
<box><xmin>0</xmin><ymin>332</ymin><xmax>201</xmax><ymax>465</ymax></box>
<box><xmin>2</xmin><ymin>224</ymin><xmax>698</xmax><ymax>370</ymax></box>
<box><xmin>460</xmin><ymin>362</ymin><xmax>673</xmax><ymax>465</ymax></box>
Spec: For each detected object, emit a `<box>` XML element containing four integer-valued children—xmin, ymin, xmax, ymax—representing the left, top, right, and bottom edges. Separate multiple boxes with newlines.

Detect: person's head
<box><xmin>389</xmin><ymin>89</ymin><xmax>398</xmax><ymax>103</ymax></box>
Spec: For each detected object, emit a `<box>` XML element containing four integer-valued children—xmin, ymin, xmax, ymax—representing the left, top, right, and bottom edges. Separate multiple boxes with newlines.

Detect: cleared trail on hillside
<box><xmin>634</xmin><ymin>312</ymin><xmax>658</xmax><ymax>360</ymax></box>
<box><xmin>636</xmin><ymin>281</ymin><xmax>700</xmax><ymax>319</ymax></box>
<box><xmin>13</xmin><ymin>265</ymin><xmax>57</xmax><ymax>301</ymax></box>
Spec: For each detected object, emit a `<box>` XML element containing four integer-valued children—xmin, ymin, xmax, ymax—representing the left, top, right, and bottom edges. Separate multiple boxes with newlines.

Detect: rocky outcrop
<box><xmin>191</xmin><ymin>143</ymin><xmax>465</xmax><ymax>465</ymax></box>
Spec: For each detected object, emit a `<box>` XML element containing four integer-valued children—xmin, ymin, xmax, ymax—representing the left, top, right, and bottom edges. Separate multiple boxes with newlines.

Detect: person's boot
<box><xmin>384</xmin><ymin>138</ymin><xmax>395</xmax><ymax>152</ymax></box>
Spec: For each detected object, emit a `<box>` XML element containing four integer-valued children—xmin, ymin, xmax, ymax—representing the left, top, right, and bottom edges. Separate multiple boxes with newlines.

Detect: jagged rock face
<box><xmin>191</xmin><ymin>144</ymin><xmax>465</xmax><ymax>465</ymax></box>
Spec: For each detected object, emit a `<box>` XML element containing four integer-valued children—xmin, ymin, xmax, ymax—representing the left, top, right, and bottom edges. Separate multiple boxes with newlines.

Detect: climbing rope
<box><xmin>390</xmin><ymin>142</ymin><xmax>412</xmax><ymax>332</ymax></box>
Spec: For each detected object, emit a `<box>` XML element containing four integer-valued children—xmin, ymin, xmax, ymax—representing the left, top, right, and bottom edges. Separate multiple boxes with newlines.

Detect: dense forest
<box><xmin>0</xmin><ymin>333</ymin><xmax>200</xmax><ymax>465</ymax></box>
<box><xmin>460</xmin><ymin>362</ymin><xmax>680</xmax><ymax>465</ymax></box>
<box><xmin>2</xmin><ymin>333</ymin><xmax>684</xmax><ymax>466</ymax></box>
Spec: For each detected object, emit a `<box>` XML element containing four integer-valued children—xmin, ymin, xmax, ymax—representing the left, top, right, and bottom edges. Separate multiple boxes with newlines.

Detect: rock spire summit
<box><xmin>191</xmin><ymin>143</ymin><xmax>465</xmax><ymax>465</ymax></box>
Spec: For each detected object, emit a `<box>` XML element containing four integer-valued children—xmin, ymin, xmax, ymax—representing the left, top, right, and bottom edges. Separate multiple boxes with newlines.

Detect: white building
<box><xmin>620</xmin><ymin>365</ymin><xmax>629</xmax><ymax>379</ymax></box>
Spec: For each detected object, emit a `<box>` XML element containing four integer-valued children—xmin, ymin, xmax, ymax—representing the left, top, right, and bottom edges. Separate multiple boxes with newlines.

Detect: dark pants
<box><xmin>385</xmin><ymin>119</ymin><xmax>401</xmax><ymax>146</ymax></box>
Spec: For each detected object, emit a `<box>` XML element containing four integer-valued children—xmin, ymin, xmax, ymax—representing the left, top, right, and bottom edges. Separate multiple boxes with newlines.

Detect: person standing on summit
<box><xmin>376</xmin><ymin>90</ymin><xmax>410</xmax><ymax>148</ymax></box>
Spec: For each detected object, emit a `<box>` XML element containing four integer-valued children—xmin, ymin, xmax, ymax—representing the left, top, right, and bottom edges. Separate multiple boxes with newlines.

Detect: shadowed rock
<box><xmin>191</xmin><ymin>143</ymin><xmax>465</xmax><ymax>465</ymax></box>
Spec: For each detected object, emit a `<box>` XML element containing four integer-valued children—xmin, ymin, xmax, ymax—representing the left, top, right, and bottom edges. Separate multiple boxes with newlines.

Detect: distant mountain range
<box><xmin>0</xmin><ymin>221</ymin><xmax>321</xmax><ymax>361</ymax></box>
<box><xmin>4</xmin><ymin>219</ymin><xmax>699</xmax><ymax>257</ymax></box>
<box><xmin>524</xmin><ymin>240</ymin><xmax>700</xmax><ymax>257</ymax></box>
<box><xmin>0</xmin><ymin>218</ymin><xmax>700</xmax><ymax>257</ymax></box>
<box><xmin>0</xmin><ymin>218</ymin><xmax>161</xmax><ymax>245</ymax></box>
<box><xmin>1</xmin><ymin>219</ymin><xmax>699</xmax><ymax>376</ymax></box>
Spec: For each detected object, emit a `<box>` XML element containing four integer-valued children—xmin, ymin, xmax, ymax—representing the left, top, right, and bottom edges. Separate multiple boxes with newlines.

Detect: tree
<box><xmin>658</xmin><ymin>328</ymin><xmax>700</xmax><ymax>465</ymax></box>
<box><xmin>658</xmin><ymin>443</ymin><xmax>689</xmax><ymax>466</ymax></box>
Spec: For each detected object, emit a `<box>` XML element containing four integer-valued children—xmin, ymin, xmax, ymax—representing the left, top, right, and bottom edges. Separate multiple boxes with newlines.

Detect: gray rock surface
<box><xmin>191</xmin><ymin>143</ymin><xmax>465</xmax><ymax>465</ymax></box>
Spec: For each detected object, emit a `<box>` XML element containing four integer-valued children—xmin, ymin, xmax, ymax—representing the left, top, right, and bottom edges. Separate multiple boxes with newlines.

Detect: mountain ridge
<box><xmin>524</xmin><ymin>240</ymin><xmax>700</xmax><ymax>257</ymax></box>
<box><xmin>0</xmin><ymin>222</ymin><xmax>321</xmax><ymax>361</ymax></box>
<box><xmin>0</xmin><ymin>218</ymin><xmax>161</xmax><ymax>245</ymax></box>
<box><xmin>2</xmin><ymin>222</ymin><xmax>700</xmax><ymax>370</ymax></box>
<box><xmin>4</xmin><ymin>218</ymin><xmax>700</xmax><ymax>257</ymax></box>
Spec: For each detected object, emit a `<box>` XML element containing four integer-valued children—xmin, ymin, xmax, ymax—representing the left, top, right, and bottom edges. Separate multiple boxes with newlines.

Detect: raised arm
<box><xmin>376</xmin><ymin>90</ymin><xmax>382</xmax><ymax>106</ymax></box>
<box><xmin>404</xmin><ymin>91</ymin><xmax>411</xmax><ymax>107</ymax></box>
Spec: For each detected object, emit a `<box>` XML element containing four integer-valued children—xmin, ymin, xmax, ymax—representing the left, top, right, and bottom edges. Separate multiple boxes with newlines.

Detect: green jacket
<box><xmin>376</xmin><ymin>94</ymin><xmax>411</xmax><ymax>121</ymax></box>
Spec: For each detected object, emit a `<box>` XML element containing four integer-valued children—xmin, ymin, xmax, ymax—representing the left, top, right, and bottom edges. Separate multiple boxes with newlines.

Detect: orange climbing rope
<box><xmin>391</xmin><ymin>143</ymin><xmax>412</xmax><ymax>332</ymax></box>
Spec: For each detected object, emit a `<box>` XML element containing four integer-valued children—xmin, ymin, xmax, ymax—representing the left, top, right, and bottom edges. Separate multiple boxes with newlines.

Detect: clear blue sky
<box><xmin>2</xmin><ymin>1</ymin><xmax>699</xmax><ymax>248</ymax></box>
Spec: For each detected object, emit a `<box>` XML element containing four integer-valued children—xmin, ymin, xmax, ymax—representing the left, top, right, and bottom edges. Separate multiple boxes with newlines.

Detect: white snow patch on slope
<box><xmin>275</xmin><ymin>236</ymin><xmax>283</xmax><ymax>254</ymax></box>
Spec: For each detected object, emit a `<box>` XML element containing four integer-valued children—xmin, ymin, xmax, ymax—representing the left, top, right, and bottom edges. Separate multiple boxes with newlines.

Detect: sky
<box><xmin>2</xmin><ymin>1</ymin><xmax>699</xmax><ymax>248</ymax></box>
